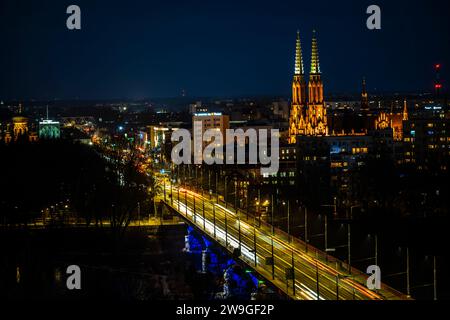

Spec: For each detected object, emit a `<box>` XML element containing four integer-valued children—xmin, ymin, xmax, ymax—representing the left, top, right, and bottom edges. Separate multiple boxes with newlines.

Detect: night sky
<box><xmin>1</xmin><ymin>0</ymin><xmax>449</xmax><ymax>100</ymax></box>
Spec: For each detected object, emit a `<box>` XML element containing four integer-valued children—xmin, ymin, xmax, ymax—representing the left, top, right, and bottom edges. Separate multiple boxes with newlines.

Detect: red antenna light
<box><xmin>434</xmin><ymin>64</ymin><xmax>442</xmax><ymax>96</ymax></box>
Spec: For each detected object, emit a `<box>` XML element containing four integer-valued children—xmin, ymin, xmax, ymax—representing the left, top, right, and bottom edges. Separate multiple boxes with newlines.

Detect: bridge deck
<box><xmin>161</xmin><ymin>185</ymin><xmax>410</xmax><ymax>301</ymax></box>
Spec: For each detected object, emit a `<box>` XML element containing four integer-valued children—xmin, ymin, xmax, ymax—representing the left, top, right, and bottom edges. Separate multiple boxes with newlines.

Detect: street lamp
<box><xmin>406</xmin><ymin>247</ymin><xmax>411</xmax><ymax>298</ymax></box>
<box><xmin>384</xmin><ymin>246</ymin><xmax>412</xmax><ymax>299</ymax></box>
<box><xmin>271</xmin><ymin>194</ymin><xmax>275</xmax><ymax>235</ymax></box>
<box><xmin>224</xmin><ymin>177</ymin><xmax>228</xmax><ymax>208</ymax></box>
<box><xmin>335</xmin><ymin>274</ymin><xmax>353</xmax><ymax>300</ymax></box>
<box><xmin>215</xmin><ymin>171</ymin><xmax>219</xmax><ymax>204</ymax></box>
<box><xmin>347</xmin><ymin>205</ymin><xmax>361</xmax><ymax>274</ymax></box>
<box><xmin>202</xmin><ymin>195</ymin><xmax>206</xmax><ymax>231</ymax></box>
<box><xmin>287</xmin><ymin>201</ymin><xmax>291</xmax><ymax>242</ymax></box>
<box><xmin>433</xmin><ymin>256</ymin><xmax>438</xmax><ymax>301</ymax></box>
<box><xmin>208</xmin><ymin>170</ymin><xmax>211</xmax><ymax>200</ymax></box>
<box><xmin>321</xmin><ymin>202</ymin><xmax>337</xmax><ymax>253</ymax></box>
<box><xmin>234</xmin><ymin>178</ymin><xmax>238</xmax><ymax>211</ymax></box>
<box><xmin>279</xmin><ymin>201</ymin><xmax>291</xmax><ymax>242</ymax></box>
<box><xmin>304</xmin><ymin>207</ymin><xmax>308</xmax><ymax>252</ymax></box>
<box><xmin>163</xmin><ymin>177</ymin><xmax>166</xmax><ymax>202</ymax></box>
<box><xmin>170</xmin><ymin>175</ymin><xmax>173</xmax><ymax>206</ymax></box>
<box><xmin>370</xmin><ymin>234</ymin><xmax>378</xmax><ymax>267</ymax></box>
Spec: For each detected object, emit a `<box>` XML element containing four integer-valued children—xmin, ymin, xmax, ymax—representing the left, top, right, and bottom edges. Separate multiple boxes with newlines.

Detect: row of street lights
<box><xmin>165</xmin><ymin>164</ymin><xmax>440</xmax><ymax>300</ymax></box>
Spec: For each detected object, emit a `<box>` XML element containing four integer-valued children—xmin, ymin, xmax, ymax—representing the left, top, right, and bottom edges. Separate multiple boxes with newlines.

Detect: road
<box><xmin>3</xmin><ymin>218</ymin><xmax>183</xmax><ymax>229</ymax></box>
<box><xmin>160</xmin><ymin>184</ymin><xmax>410</xmax><ymax>300</ymax></box>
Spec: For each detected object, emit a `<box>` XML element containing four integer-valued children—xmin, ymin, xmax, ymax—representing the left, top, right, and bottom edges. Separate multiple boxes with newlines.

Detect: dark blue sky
<box><xmin>1</xmin><ymin>0</ymin><xmax>449</xmax><ymax>100</ymax></box>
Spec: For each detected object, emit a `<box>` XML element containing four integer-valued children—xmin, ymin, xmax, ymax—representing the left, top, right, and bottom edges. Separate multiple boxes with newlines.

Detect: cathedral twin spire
<box><xmin>294</xmin><ymin>30</ymin><xmax>321</xmax><ymax>76</ymax></box>
<box><xmin>310</xmin><ymin>30</ymin><xmax>321</xmax><ymax>75</ymax></box>
<box><xmin>294</xmin><ymin>30</ymin><xmax>304</xmax><ymax>76</ymax></box>
<box><xmin>289</xmin><ymin>30</ymin><xmax>328</xmax><ymax>144</ymax></box>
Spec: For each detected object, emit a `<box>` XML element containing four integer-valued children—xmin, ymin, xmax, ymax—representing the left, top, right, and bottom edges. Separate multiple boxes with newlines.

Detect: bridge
<box><xmin>159</xmin><ymin>184</ymin><xmax>410</xmax><ymax>300</ymax></box>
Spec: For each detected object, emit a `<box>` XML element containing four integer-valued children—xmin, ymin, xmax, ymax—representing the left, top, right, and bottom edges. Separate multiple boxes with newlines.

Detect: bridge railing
<box><xmin>165</xmin><ymin>184</ymin><xmax>410</xmax><ymax>300</ymax></box>
<box><xmin>233</xmin><ymin>205</ymin><xmax>408</xmax><ymax>299</ymax></box>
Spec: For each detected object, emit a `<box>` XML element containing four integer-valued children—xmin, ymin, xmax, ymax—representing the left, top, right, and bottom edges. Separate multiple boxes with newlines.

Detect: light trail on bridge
<box><xmin>162</xmin><ymin>185</ymin><xmax>409</xmax><ymax>300</ymax></box>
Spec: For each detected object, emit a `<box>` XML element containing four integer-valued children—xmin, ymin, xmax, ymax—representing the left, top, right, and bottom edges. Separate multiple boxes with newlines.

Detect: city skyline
<box><xmin>1</xmin><ymin>0</ymin><xmax>449</xmax><ymax>305</ymax></box>
<box><xmin>1</xmin><ymin>0</ymin><xmax>449</xmax><ymax>100</ymax></box>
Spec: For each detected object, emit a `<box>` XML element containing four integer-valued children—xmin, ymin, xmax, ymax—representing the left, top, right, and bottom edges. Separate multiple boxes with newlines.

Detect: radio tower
<box><xmin>434</xmin><ymin>64</ymin><xmax>442</xmax><ymax>98</ymax></box>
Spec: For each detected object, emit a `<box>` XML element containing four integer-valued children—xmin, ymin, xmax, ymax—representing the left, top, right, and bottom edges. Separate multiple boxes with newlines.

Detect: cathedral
<box><xmin>0</xmin><ymin>103</ymin><xmax>38</xmax><ymax>144</ymax></box>
<box><xmin>289</xmin><ymin>30</ymin><xmax>328</xmax><ymax>144</ymax></box>
<box><xmin>288</xmin><ymin>31</ymin><xmax>408</xmax><ymax>144</ymax></box>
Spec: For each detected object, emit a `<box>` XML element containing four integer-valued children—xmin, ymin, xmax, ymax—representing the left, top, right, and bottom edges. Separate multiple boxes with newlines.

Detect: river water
<box><xmin>0</xmin><ymin>225</ymin><xmax>282</xmax><ymax>300</ymax></box>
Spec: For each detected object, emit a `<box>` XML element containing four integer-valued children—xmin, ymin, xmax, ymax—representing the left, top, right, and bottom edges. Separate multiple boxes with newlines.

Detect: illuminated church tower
<box><xmin>305</xmin><ymin>30</ymin><xmax>328</xmax><ymax>136</ymax></box>
<box><xmin>361</xmin><ymin>77</ymin><xmax>369</xmax><ymax>111</ymax></box>
<box><xmin>288</xmin><ymin>31</ymin><xmax>307</xmax><ymax>144</ymax></box>
<box><xmin>289</xmin><ymin>30</ymin><xmax>328</xmax><ymax>144</ymax></box>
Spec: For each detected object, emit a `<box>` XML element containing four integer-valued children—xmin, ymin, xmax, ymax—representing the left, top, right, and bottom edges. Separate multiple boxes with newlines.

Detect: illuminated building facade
<box><xmin>289</xmin><ymin>30</ymin><xmax>328</xmax><ymax>144</ymax></box>
<box><xmin>192</xmin><ymin>112</ymin><xmax>230</xmax><ymax>162</ymax></box>
<box><xmin>193</xmin><ymin>113</ymin><xmax>230</xmax><ymax>135</ymax></box>
<box><xmin>403</xmin><ymin>105</ymin><xmax>449</xmax><ymax>172</ymax></box>
<box><xmin>287</xmin><ymin>31</ymin><xmax>410</xmax><ymax>145</ymax></box>
<box><xmin>13</xmin><ymin>116</ymin><xmax>29</xmax><ymax>138</ymax></box>
<box><xmin>148</xmin><ymin>126</ymin><xmax>170</xmax><ymax>149</ymax></box>
<box><xmin>288</xmin><ymin>31</ymin><xmax>307</xmax><ymax>143</ymax></box>
<box><xmin>0</xmin><ymin>104</ymin><xmax>38</xmax><ymax>143</ymax></box>
<box><xmin>262</xmin><ymin>144</ymin><xmax>297</xmax><ymax>186</ymax></box>
<box><xmin>374</xmin><ymin>100</ymin><xmax>409</xmax><ymax>141</ymax></box>
<box><xmin>39</xmin><ymin>107</ymin><xmax>60</xmax><ymax>139</ymax></box>
<box><xmin>39</xmin><ymin>120</ymin><xmax>61</xmax><ymax>139</ymax></box>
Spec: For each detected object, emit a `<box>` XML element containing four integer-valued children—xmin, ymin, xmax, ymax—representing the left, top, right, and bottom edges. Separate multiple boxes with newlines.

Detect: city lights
<box><xmin>0</xmin><ymin>0</ymin><xmax>448</xmax><ymax>310</ymax></box>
